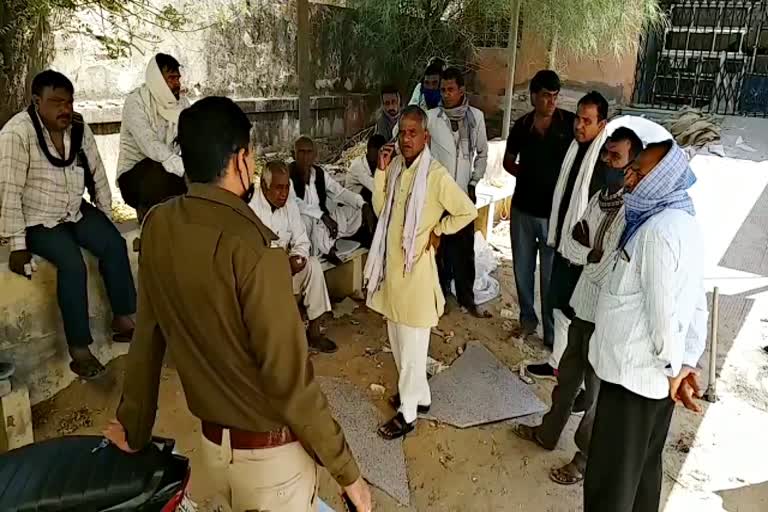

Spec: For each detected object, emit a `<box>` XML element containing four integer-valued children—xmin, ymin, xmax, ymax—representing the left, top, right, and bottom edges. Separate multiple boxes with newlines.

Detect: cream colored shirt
<box><xmin>367</xmin><ymin>155</ymin><xmax>477</xmax><ymax>328</ymax></box>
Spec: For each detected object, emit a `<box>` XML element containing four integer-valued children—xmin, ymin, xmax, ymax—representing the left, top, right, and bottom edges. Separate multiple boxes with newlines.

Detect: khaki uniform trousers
<box><xmin>200</xmin><ymin>431</ymin><xmax>319</xmax><ymax>512</ymax></box>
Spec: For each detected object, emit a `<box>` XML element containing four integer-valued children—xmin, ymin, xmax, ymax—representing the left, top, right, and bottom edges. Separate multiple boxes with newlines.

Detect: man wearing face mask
<box><xmin>513</xmin><ymin>127</ymin><xmax>642</xmax><ymax>487</ymax></box>
<box><xmin>105</xmin><ymin>97</ymin><xmax>371</xmax><ymax>512</ymax></box>
<box><xmin>523</xmin><ymin>91</ymin><xmax>610</xmax><ymax>380</ymax></box>
<box><xmin>408</xmin><ymin>57</ymin><xmax>445</xmax><ymax>111</ymax></box>
<box><xmin>117</xmin><ymin>53</ymin><xmax>189</xmax><ymax>226</ymax></box>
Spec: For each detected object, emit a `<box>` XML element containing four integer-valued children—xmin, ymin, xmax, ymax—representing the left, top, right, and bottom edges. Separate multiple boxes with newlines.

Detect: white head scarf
<box><xmin>138</xmin><ymin>56</ymin><xmax>183</xmax><ymax>144</ymax></box>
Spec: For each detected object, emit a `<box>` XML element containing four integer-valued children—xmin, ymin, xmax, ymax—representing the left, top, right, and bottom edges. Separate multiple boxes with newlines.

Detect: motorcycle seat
<box><xmin>0</xmin><ymin>435</ymin><xmax>172</xmax><ymax>512</ymax></box>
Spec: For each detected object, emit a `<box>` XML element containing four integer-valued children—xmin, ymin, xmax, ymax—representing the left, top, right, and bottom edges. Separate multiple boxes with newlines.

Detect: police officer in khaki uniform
<box><xmin>104</xmin><ymin>97</ymin><xmax>372</xmax><ymax>512</ymax></box>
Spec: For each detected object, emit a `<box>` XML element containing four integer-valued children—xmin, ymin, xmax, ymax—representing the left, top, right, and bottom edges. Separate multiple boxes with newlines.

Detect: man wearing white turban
<box><xmin>117</xmin><ymin>53</ymin><xmax>190</xmax><ymax>225</ymax></box>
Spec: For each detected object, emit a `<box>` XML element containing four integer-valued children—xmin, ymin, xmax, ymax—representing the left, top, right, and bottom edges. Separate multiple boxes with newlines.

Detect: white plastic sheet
<box><xmin>451</xmin><ymin>232</ymin><xmax>501</xmax><ymax>305</ymax></box>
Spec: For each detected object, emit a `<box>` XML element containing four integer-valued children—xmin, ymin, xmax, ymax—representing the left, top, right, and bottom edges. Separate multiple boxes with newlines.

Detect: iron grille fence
<box><xmin>632</xmin><ymin>0</ymin><xmax>768</xmax><ymax>116</ymax></box>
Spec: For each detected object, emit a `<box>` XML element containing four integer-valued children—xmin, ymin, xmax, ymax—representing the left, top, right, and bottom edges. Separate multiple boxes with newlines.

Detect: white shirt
<box><xmin>427</xmin><ymin>107</ymin><xmax>488</xmax><ymax>191</ymax></box>
<box><xmin>290</xmin><ymin>166</ymin><xmax>365</xmax><ymax>219</ymax></box>
<box><xmin>116</xmin><ymin>89</ymin><xmax>189</xmax><ymax>180</ymax></box>
<box><xmin>345</xmin><ymin>156</ymin><xmax>375</xmax><ymax>196</ymax></box>
<box><xmin>249</xmin><ymin>186</ymin><xmax>310</xmax><ymax>258</ymax></box>
<box><xmin>561</xmin><ymin>192</ymin><xmax>626</xmax><ymax>323</ymax></box>
<box><xmin>589</xmin><ymin>209</ymin><xmax>709</xmax><ymax>400</ymax></box>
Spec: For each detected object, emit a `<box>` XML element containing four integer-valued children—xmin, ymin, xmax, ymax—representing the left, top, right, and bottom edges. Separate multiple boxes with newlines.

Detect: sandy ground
<box><xmin>32</xmin><ymin>218</ymin><xmax>768</xmax><ymax>511</ymax></box>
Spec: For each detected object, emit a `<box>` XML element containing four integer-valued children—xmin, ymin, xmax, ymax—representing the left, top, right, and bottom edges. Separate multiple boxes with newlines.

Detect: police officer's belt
<box><xmin>201</xmin><ymin>421</ymin><xmax>298</xmax><ymax>449</ymax></box>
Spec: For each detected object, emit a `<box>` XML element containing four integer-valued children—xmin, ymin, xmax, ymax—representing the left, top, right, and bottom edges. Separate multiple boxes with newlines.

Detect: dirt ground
<box><xmin>32</xmin><ymin>224</ymin><xmax>768</xmax><ymax>512</ymax></box>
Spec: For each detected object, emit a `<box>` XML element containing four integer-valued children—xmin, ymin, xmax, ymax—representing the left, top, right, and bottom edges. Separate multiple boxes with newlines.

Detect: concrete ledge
<box><xmin>0</xmin><ymin>227</ymin><xmax>140</xmax><ymax>406</ymax></box>
<box><xmin>322</xmin><ymin>248</ymin><xmax>367</xmax><ymax>300</ymax></box>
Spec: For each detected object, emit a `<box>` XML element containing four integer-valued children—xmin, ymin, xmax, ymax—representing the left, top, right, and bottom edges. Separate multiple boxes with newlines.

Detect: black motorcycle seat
<box><xmin>0</xmin><ymin>436</ymin><xmax>170</xmax><ymax>512</ymax></box>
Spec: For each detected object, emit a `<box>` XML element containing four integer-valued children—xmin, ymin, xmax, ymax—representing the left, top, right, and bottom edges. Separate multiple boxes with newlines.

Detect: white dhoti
<box><xmin>387</xmin><ymin>321</ymin><xmax>431</xmax><ymax>423</ymax></box>
<box><xmin>548</xmin><ymin>308</ymin><xmax>571</xmax><ymax>369</ymax></box>
<box><xmin>303</xmin><ymin>205</ymin><xmax>363</xmax><ymax>256</ymax></box>
<box><xmin>292</xmin><ymin>257</ymin><xmax>332</xmax><ymax>321</ymax></box>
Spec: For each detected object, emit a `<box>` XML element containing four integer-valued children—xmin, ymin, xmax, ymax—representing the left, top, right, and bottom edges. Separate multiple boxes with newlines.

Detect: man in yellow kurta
<box><xmin>365</xmin><ymin>105</ymin><xmax>477</xmax><ymax>440</ymax></box>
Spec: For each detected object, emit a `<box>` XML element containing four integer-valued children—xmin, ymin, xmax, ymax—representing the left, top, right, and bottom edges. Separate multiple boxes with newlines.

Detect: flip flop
<box><xmin>388</xmin><ymin>394</ymin><xmax>431</xmax><ymax>414</ymax></box>
<box><xmin>549</xmin><ymin>462</ymin><xmax>584</xmax><ymax>485</ymax></box>
<box><xmin>377</xmin><ymin>412</ymin><xmax>415</xmax><ymax>440</ymax></box>
<box><xmin>69</xmin><ymin>354</ymin><xmax>106</xmax><ymax>380</ymax></box>
<box><xmin>512</xmin><ymin>424</ymin><xmax>549</xmax><ymax>449</ymax></box>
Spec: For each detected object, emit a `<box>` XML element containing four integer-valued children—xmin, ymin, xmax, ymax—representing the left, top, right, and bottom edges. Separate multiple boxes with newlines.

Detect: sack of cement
<box><xmin>663</xmin><ymin>107</ymin><xmax>721</xmax><ymax>148</ymax></box>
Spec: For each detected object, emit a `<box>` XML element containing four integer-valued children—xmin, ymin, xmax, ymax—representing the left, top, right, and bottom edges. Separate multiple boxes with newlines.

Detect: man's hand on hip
<box><xmin>344</xmin><ymin>477</ymin><xmax>372</xmax><ymax>512</ymax></box>
<box><xmin>428</xmin><ymin>231</ymin><xmax>441</xmax><ymax>253</ymax></box>
<box><xmin>322</xmin><ymin>214</ymin><xmax>339</xmax><ymax>238</ymax></box>
<box><xmin>289</xmin><ymin>255</ymin><xmax>307</xmax><ymax>275</ymax></box>
<box><xmin>668</xmin><ymin>366</ymin><xmax>703</xmax><ymax>413</ymax></box>
<box><xmin>9</xmin><ymin>250</ymin><xmax>34</xmax><ymax>279</ymax></box>
<box><xmin>467</xmin><ymin>184</ymin><xmax>477</xmax><ymax>204</ymax></box>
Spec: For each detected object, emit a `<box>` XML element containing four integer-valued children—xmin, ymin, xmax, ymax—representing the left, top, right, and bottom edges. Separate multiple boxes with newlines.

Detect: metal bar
<box><xmin>297</xmin><ymin>0</ymin><xmax>311</xmax><ymax>135</ymax></box>
<box><xmin>705</xmin><ymin>287</ymin><xmax>720</xmax><ymax>403</ymax></box>
<box><xmin>501</xmin><ymin>0</ymin><xmax>521</xmax><ymax>141</ymax></box>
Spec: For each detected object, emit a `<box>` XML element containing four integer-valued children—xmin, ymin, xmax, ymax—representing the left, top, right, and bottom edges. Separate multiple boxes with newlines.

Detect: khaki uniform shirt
<box><xmin>367</xmin><ymin>155</ymin><xmax>477</xmax><ymax>328</ymax></box>
<box><xmin>117</xmin><ymin>183</ymin><xmax>360</xmax><ymax>486</ymax></box>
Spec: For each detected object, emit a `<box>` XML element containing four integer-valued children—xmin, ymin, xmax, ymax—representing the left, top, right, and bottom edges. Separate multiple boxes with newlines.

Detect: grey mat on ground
<box><xmin>318</xmin><ymin>377</ymin><xmax>411</xmax><ymax>506</ymax></box>
<box><xmin>719</xmin><ymin>183</ymin><xmax>768</xmax><ymax>277</ymax></box>
<box><xmin>422</xmin><ymin>342</ymin><xmax>548</xmax><ymax>428</ymax></box>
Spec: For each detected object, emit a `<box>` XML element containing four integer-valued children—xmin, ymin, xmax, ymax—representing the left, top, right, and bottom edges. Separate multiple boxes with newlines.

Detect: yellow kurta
<box><xmin>367</xmin><ymin>153</ymin><xmax>477</xmax><ymax>328</ymax></box>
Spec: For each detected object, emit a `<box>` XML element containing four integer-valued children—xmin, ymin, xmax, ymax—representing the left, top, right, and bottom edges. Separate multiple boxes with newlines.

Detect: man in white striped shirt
<box><xmin>584</xmin><ymin>140</ymin><xmax>708</xmax><ymax>512</ymax></box>
<box><xmin>514</xmin><ymin>127</ymin><xmax>643</xmax><ymax>486</ymax></box>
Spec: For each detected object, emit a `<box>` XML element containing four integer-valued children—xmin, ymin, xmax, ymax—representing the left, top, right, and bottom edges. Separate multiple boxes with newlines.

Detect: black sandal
<box><xmin>69</xmin><ymin>354</ymin><xmax>106</xmax><ymax>380</ymax></box>
<box><xmin>378</xmin><ymin>412</ymin><xmax>415</xmax><ymax>440</ymax></box>
<box><xmin>388</xmin><ymin>394</ymin><xmax>431</xmax><ymax>414</ymax></box>
<box><xmin>112</xmin><ymin>329</ymin><xmax>134</xmax><ymax>343</ymax></box>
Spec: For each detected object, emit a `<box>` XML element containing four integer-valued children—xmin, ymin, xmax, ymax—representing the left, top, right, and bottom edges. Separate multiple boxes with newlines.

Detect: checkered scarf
<box><xmin>594</xmin><ymin>188</ymin><xmax>624</xmax><ymax>253</ymax></box>
<box><xmin>620</xmin><ymin>144</ymin><xmax>696</xmax><ymax>249</ymax></box>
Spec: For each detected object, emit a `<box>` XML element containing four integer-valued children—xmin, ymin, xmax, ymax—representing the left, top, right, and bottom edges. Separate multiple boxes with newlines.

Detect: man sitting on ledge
<box><xmin>249</xmin><ymin>161</ymin><xmax>338</xmax><ymax>354</ymax></box>
<box><xmin>289</xmin><ymin>136</ymin><xmax>375</xmax><ymax>262</ymax></box>
<box><xmin>0</xmin><ymin>71</ymin><xmax>137</xmax><ymax>380</ymax></box>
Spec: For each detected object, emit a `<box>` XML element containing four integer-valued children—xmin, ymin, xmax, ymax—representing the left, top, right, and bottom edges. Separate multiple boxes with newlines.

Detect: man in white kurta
<box><xmin>249</xmin><ymin>161</ymin><xmax>336</xmax><ymax>354</ymax></box>
<box><xmin>289</xmin><ymin>136</ymin><xmax>373</xmax><ymax>260</ymax></box>
<box><xmin>366</xmin><ymin>106</ymin><xmax>477</xmax><ymax>440</ymax></box>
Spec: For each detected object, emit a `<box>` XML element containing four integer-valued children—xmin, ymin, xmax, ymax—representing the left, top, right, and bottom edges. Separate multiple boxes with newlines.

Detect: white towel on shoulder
<box><xmin>138</xmin><ymin>57</ymin><xmax>183</xmax><ymax>146</ymax></box>
<box><xmin>547</xmin><ymin>129</ymin><xmax>608</xmax><ymax>252</ymax></box>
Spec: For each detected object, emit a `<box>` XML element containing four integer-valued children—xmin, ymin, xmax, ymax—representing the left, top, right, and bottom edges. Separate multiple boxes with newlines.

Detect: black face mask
<box><xmin>604</xmin><ymin>167</ymin><xmax>625</xmax><ymax>189</ymax></box>
<box><xmin>238</xmin><ymin>165</ymin><xmax>255</xmax><ymax>204</ymax></box>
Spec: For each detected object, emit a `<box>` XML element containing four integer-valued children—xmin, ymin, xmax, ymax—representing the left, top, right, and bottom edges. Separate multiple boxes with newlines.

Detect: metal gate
<box><xmin>632</xmin><ymin>0</ymin><xmax>768</xmax><ymax>116</ymax></box>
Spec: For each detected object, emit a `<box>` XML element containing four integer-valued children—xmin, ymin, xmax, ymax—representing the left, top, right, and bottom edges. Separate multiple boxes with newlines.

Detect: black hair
<box><xmin>578</xmin><ymin>91</ymin><xmax>609</xmax><ymax>121</ymax></box>
<box><xmin>530</xmin><ymin>70</ymin><xmax>561</xmax><ymax>94</ymax></box>
<box><xmin>177</xmin><ymin>97</ymin><xmax>251</xmax><ymax>184</ymax></box>
<box><xmin>441</xmin><ymin>66</ymin><xmax>465</xmax><ymax>88</ymax></box>
<box><xmin>31</xmin><ymin>70</ymin><xmax>74</xmax><ymax>97</ymax></box>
<box><xmin>381</xmin><ymin>84</ymin><xmax>400</xmax><ymax>98</ymax></box>
<box><xmin>399</xmin><ymin>104</ymin><xmax>428</xmax><ymax>128</ymax></box>
<box><xmin>645</xmin><ymin>139</ymin><xmax>675</xmax><ymax>154</ymax></box>
<box><xmin>155</xmin><ymin>53</ymin><xmax>181</xmax><ymax>73</ymax></box>
<box><xmin>424</xmin><ymin>58</ymin><xmax>446</xmax><ymax>77</ymax></box>
<box><xmin>368</xmin><ymin>134</ymin><xmax>387</xmax><ymax>150</ymax></box>
<box><xmin>609</xmin><ymin>127</ymin><xmax>644</xmax><ymax>161</ymax></box>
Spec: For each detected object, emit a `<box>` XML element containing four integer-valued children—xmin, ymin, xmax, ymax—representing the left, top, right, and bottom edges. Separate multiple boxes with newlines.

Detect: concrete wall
<box><xmin>472</xmin><ymin>30</ymin><xmax>638</xmax><ymax>120</ymax></box>
<box><xmin>0</xmin><ymin>227</ymin><xmax>139</xmax><ymax>405</ymax></box>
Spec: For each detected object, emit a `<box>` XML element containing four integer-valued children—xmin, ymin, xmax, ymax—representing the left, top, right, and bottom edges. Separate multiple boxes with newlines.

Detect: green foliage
<box><xmin>521</xmin><ymin>0</ymin><xmax>665</xmax><ymax>68</ymax></box>
<box><xmin>343</xmin><ymin>0</ymin><xmax>664</xmax><ymax>79</ymax></box>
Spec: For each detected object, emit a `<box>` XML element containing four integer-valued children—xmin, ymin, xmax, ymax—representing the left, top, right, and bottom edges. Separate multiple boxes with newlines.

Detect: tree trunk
<box><xmin>0</xmin><ymin>2</ymin><xmax>51</xmax><ymax>128</ymax></box>
<box><xmin>547</xmin><ymin>28</ymin><xmax>559</xmax><ymax>71</ymax></box>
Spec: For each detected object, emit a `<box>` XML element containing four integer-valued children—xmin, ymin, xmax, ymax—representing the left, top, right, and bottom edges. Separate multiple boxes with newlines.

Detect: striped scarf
<box><xmin>620</xmin><ymin>144</ymin><xmax>696</xmax><ymax>249</ymax></box>
<box><xmin>594</xmin><ymin>188</ymin><xmax>624</xmax><ymax>253</ymax></box>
